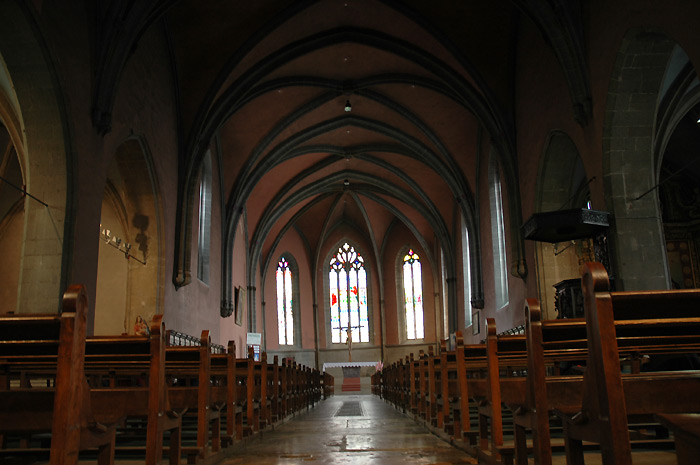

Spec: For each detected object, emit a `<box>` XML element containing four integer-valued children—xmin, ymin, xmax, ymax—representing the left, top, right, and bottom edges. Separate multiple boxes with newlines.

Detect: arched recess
<box><xmin>268</xmin><ymin>252</ymin><xmax>302</xmax><ymax>350</ymax></box>
<box><xmin>490</xmin><ymin>144</ymin><xmax>528</xmax><ymax>283</ymax></box>
<box><xmin>95</xmin><ymin>137</ymin><xmax>164</xmax><ymax>334</ymax></box>
<box><xmin>0</xmin><ymin>119</ymin><xmax>24</xmax><ymax>313</ymax></box>
<box><xmin>603</xmin><ymin>29</ymin><xmax>677</xmax><ymax>290</ymax></box>
<box><xmin>0</xmin><ymin>1</ymin><xmax>71</xmax><ymax>313</ymax></box>
<box><xmin>654</xmin><ymin>45</ymin><xmax>700</xmax><ymax>290</ymax></box>
<box><xmin>395</xmin><ymin>244</ymin><xmax>427</xmax><ymax>344</ymax></box>
<box><xmin>534</xmin><ymin>131</ymin><xmax>590</xmax><ymax>318</ymax></box>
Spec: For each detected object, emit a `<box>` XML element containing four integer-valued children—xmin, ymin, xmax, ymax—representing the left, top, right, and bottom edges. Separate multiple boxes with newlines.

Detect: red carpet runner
<box><xmin>341</xmin><ymin>377</ymin><xmax>361</xmax><ymax>392</ymax></box>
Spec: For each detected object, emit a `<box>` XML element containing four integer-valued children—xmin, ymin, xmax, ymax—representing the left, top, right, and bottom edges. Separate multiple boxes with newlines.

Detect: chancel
<box><xmin>1</xmin><ymin>1</ymin><xmax>700</xmax><ymax>464</ymax></box>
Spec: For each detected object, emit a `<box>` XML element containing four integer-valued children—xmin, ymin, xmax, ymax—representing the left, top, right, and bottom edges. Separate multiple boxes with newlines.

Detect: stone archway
<box><xmin>603</xmin><ymin>30</ymin><xmax>677</xmax><ymax>291</ymax></box>
<box><xmin>534</xmin><ymin>131</ymin><xmax>589</xmax><ymax>319</ymax></box>
<box><xmin>0</xmin><ymin>120</ymin><xmax>24</xmax><ymax>313</ymax></box>
<box><xmin>655</xmin><ymin>45</ymin><xmax>700</xmax><ymax>290</ymax></box>
<box><xmin>95</xmin><ymin>137</ymin><xmax>164</xmax><ymax>334</ymax></box>
<box><xmin>0</xmin><ymin>2</ymin><xmax>70</xmax><ymax>313</ymax></box>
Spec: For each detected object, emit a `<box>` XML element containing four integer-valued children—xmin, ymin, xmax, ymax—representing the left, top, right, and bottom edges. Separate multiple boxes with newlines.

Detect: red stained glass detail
<box><xmin>350</xmin><ymin>286</ymin><xmax>358</xmax><ymax>296</ymax></box>
<box><xmin>332</xmin><ymin>293</ymin><xmax>338</xmax><ymax>306</ymax></box>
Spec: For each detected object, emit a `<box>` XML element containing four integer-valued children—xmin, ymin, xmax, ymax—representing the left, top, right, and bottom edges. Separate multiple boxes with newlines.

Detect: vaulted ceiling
<box><xmin>166</xmin><ymin>0</ymin><xmax>519</xmax><ymax>277</ymax></box>
<box><xmin>91</xmin><ymin>0</ymin><xmax>590</xmax><ymax>298</ymax></box>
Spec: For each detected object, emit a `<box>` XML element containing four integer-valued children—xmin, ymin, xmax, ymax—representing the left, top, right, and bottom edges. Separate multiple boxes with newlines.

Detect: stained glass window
<box><xmin>403</xmin><ymin>249</ymin><xmax>424</xmax><ymax>339</ymax></box>
<box><xmin>462</xmin><ymin>216</ymin><xmax>472</xmax><ymax>328</ymax></box>
<box><xmin>329</xmin><ymin>242</ymin><xmax>369</xmax><ymax>343</ymax></box>
<box><xmin>197</xmin><ymin>153</ymin><xmax>212</xmax><ymax>284</ymax></box>
<box><xmin>489</xmin><ymin>155</ymin><xmax>508</xmax><ymax>309</ymax></box>
<box><xmin>276</xmin><ymin>257</ymin><xmax>294</xmax><ymax>345</ymax></box>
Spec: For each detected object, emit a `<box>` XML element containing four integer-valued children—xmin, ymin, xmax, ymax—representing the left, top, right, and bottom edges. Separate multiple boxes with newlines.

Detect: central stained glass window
<box><xmin>329</xmin><ymin>242</ymin><xmax>369</xmax><ymax>343</ymax></box>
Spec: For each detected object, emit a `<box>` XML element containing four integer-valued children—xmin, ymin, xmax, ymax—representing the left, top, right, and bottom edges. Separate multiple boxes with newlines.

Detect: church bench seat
<box><xmin>165</xmin><ymin>330</ymin><xmax>225</xmax><ymax>464</ymax></box>
<box><xmin>267</xmin><ymin>355</ymin><xmax>282</xmax><ymax>422</ymax></box>
<box><xmin>85</xmin><ymin>316</ymin><xmax>184</xmax><ymax>465</ymax></box>
<box><xmin>229</xmin><ymin>354</ymin><xmax>257</xmax><ymax>438</ymax></box>
<box><xmin>556</xmin><ymin>262</ymin><xmax>700</xmax><ymax>465</ymax></box>
<box><xmin>655</xmin><ymin>413</ymin><xmax>700</xmax><ymax>465</ymax></box>
<box><xmin>454</xmin><ymin>336</ymin><xmax>489</xmax><ymax>447</ymax></box>
<box><xmin>210</xmin><ymin>340</ymin><xmax>238</xmax><ymax>447</ymax></box>
<box><xmin>476</xmin><ymin>323</ymin><xmax>528</xmax><ymax>465</ymax></box>
<box><xmin>0</xmin><ymin>285</ymin><xmax>117</xmax><ymax>465</ymax></box>
<box><xmin>508</xmin><ymin>295</ymin><xmax>677</xmax><ymax>465</ymax></box>
<box><xmin>323</xmin><ymin>371</ymin><xmax>334</xmax><ymax>398</ymax></box>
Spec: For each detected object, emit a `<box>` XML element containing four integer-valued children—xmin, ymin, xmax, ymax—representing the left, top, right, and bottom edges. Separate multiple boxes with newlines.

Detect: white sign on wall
<box><xmin>247</xmin><ymin>332</ymin><xmax>261</xmax><ymax>346</ymax></box>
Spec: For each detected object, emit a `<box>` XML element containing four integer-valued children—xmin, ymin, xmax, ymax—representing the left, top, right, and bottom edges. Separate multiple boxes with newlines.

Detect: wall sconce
<box><xmin>100</xmin><ymin>224</ymin><xmax>146</xmax><ymax>265</ymax></box>
<box><xmin>344</xmin><ymin>100</ymin><xmax>352</xmax><ymax>112</ymax></box>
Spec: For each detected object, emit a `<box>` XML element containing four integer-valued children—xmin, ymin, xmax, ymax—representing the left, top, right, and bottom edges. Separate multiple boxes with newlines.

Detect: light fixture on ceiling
<box><xmin>344</xmin><ymin>100</ymin><xmax>352</xmax><ymax>112</ymax></box>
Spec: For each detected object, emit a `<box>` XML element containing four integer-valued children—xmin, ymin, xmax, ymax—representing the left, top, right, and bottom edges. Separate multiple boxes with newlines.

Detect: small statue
<box><xmin>134</xmin><ymin>315</ymin><xmax>150</xmax><ymax>336</ymax></box>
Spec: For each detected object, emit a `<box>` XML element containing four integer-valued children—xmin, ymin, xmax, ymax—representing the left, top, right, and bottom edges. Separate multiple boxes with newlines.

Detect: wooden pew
<box><xmin>166</xmin><ymin>329</ymin><xmax>224</xmax><ymax>463</ymax></box>
<box><xmin>557</xmin><ymin>262</ymin><xmax>700</xmax><ymax>465</ymax></box>
<box><xmin>655</xmin><ymin>413</ymin><xmax>700</xmax><ymax>465</ymax></box>
<box><xmin>476</xmin><ymin>319</ymin><xmax>528</xmax><ymax>465</ymax></box>
<box><xmin>0</xmin><ymin>285</ymin><xmax>117</xmax><ymax>465</ymax></box>
<box><xmin>269</xmin><ymin>355</ymin><xmax>282</xmax><ymax>423</ymax></box>
<box><xmin>480</xmin><ymin>312</ymin><xmax>589</xmax><ymax>465</ymax></box>
<box><xmin>374</xmin><ymin>337</ymin><xmax>488</xmax><ymax>451</ymax></box>
<box><xmin>454</xmin><ymin>333</ymin><xmax>488</xmax><ymax>447</ymax></box>
<box><xmin>85</xmin><ymin>316</ymin><xmax>184</xmax><ymax>465</ymax></box>
<box><xmin>210</xmin><ymin>340</ymin><xmax>238</xmax><ymax>447</ymax></box>
<box><xmin>232</xmin><ymin>347</ymin><xmax>260</xmax><ymax>437</ymax></box>
<box><xmin>323</xmin><ymin>370</ymin><xmax>334</xmax><ymax>399</ymax></box>
<box><xmin>512</xmin><ymin>299</ymin><xmax>588</xmax><ymax>465</ymax></box>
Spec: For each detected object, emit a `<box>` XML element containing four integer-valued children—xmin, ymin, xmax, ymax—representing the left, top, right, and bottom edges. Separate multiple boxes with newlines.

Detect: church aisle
<box><xmin>221</xmin><ymin>394</ymin><xmax>477</xmax><ymax>465</ymax></box>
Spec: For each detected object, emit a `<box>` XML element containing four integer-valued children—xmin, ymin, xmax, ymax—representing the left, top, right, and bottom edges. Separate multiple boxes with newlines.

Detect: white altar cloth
<box><xmin>322</xmin><ymin>361</ymin><xmax>379</xmax><ymax>372</ymax></box>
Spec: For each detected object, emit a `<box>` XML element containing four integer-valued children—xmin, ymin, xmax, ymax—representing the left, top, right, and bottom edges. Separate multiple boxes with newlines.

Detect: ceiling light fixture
<box><xmin>344</xmin><ymin>100</ymin><xmax>352</xmax><ymax>112</ymax></box>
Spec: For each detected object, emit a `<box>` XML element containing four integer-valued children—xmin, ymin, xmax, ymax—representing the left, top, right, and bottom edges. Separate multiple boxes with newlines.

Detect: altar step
<box><xmin>341</xmin><ymin>377</ymin><xmax>362</xmax><ymax>392</ymax></box>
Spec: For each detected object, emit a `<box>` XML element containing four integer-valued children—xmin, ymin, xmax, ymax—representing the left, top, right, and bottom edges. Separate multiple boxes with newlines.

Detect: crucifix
<box><xmin>333</xmin><ymin>320</ymin><xmax>362</xmax><ymax>362</ymax></box>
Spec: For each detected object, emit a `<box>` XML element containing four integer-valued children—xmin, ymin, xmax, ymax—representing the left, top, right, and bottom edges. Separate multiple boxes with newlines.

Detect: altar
<box><xmin>322</xmin><ymin>361</ymin><xmax>380</xmax><ymax>393</ymax></box>
<box><xmin>322</xmin><ymin>361</ymin><xmax>379</xmax><ymax>372</ymax></box>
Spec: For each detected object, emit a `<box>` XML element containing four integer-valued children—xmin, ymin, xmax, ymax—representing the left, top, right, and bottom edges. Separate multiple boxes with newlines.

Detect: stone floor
<box><xmin>24</xmin><ymin>393</ymin><xmax>680</xmax><ymax>464</ymax></box>
<box><xmin>220</xmin><ymin>394</ymin><xmax>679</xmax><ymax>465</ymax></box>
<box><xmin>221</xmin><ymin>394</ymin><xmax>477</xmax><ymax>465</ymax></box>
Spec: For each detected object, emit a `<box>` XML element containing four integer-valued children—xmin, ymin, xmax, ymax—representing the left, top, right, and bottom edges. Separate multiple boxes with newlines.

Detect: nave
<box><xmin>223</xmin><ymin>394</ymin><xmax>476</xmax><ymax>465</ymax></box>
<box><xmin>21</xmin><ymin>392</ymin><xmax>681</xmax><ymax>465</ymax></box>
<box><xmin>195</xmin><ymin>393</ymin><xmax>676</xmax><ymax>465</ymax></box>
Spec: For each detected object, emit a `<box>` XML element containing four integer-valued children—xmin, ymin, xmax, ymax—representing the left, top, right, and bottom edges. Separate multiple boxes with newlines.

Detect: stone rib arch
<box><xmin>177</xmin><ymin>27</ymin><xmax>515</xmax><ymax>278</ymax></box>
<box><xmin>189</xmin><ymin>26</ymin><xmax>511</xmax><ymax>163</ymax></box>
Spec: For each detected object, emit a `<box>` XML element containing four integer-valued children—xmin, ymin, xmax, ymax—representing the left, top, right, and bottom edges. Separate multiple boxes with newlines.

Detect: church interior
<box><xmin>2</xmin><ymin>0</ymin><xmax>700</xmax><ymax>464</ymax></box>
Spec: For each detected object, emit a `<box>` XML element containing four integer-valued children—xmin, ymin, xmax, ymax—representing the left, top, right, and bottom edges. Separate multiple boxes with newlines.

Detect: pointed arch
<box><xmin>95</xmin><ymin>136</ymin><xmax>165</xmax><ymax>334</ymax></box>
<box><xmin>534</xmin><ymin>131</ymin><xmax>589</xmax><ymax>318</ymax></box>
<box><xmin>326</xmin><ymin>240</ymin><xmax>371</xmax><ymax>345</ymax></box>
<box><xmin>397</xmin><ymin>245</ymin><xmax>425</xmax><ymax>341</ymax></box>
<box><xmin>0</xmin><ymin>1</ymin><xmax>72</xmax><ymax>315</ymax></box>
<box><xmin>489</xmin><ymin>152</ymin><xmax>509</xmax><ymax>309</ymax></box>
<box><xmin>275</xmin><ymin>253</ymin><xmax>300</xmax><ymax>346</ymax></box>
